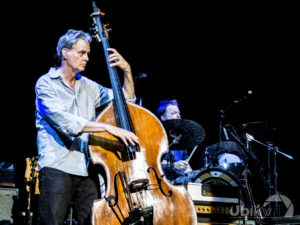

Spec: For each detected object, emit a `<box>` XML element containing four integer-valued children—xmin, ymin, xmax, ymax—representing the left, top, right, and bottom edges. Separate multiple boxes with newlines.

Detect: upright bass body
<box><xmin>89</xmin><ymin>102</ymin><xmax>197</xmax><ymax>225</ymax></box>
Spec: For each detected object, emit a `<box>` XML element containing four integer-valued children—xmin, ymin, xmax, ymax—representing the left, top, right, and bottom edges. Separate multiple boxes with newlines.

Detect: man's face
<box><xmin>63</xmin><ymin>38</ymin><xmax>90</xmax><ymax>73</ymax></box>
<box><xmin>161</xmin><ymin>105</ymin><xmax>181</xmax><ymax>121</ymax></box>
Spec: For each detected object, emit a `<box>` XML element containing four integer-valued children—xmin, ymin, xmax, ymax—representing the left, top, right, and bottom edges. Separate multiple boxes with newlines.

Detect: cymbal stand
<box><xmin>204</xmin><ymin>146</ymin><xmax>210</xmax><ymax>168</ymax></box>
<box><xmin>226</xmin><ymin>128</ymin><xmax>259</xmax><ymax>162</ymax></box>
<box><xmin>246</xmin><ymin>133</ymin><xmax>293</xmax><ymax>216</ymax></box>
<box><xmin>167</xmin><ymin>134</ymin><xmax>182</xmax><ymax>164</ymax></box>
<box><xmin>218</xmin><ymin>90</ymin><xmax>261</xmax><ymax>164</ymax></box>
<box><xmin>219</xmin><ymin>90</ymin><xmax>253</xmax><ymax>144</ymax></box>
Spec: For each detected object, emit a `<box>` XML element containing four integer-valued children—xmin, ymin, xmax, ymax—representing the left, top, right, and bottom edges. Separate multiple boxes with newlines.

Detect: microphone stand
<box><xmin>246</xmin><ymin>134</ymin><xmax>293</xmax><ymax>160</ymax></box>
<box><xmin>246</xmin><ymin>133</ymin><xmax>293</xmax><ymax>216</ymax></box>
<box><xmin>218</xmin><ymin>90</ymin><xmax>266</xmax><ymax>222</ymax></box>
<box><xmin>134</xmin><ymin>73</ymin><xmax>147</xmax><ymax>106</ymax></box>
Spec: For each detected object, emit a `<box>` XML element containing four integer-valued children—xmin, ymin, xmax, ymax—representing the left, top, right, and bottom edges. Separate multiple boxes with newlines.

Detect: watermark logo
<box><xmin>230</xmin><ymin>194</ymin><xmax>294</xmax><ymax>218</ymax></box>
<box><xmin>262</xmin><ymin>194</ymin><xmax>294</xmax><ymax>217</ymax></box>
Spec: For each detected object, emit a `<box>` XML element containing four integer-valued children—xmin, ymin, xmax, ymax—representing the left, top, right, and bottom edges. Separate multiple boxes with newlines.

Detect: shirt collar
<box><xmin>48</xmin><ymin>67</ymin><xmax>82</xmax><ymax>80</ymax></box>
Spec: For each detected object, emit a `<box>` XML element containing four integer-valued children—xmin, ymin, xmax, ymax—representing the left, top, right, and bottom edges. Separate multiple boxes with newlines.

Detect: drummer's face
<box><xmin>162</xmin><ymin>105</ymin><xmax>181</xmax><ymax>120</ymax></box>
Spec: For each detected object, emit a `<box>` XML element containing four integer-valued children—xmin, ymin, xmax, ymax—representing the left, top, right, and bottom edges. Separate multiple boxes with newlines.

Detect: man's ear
<box><xmin>62</xmin><ymin>48</ymin><xmax>69</xmax><ymax>59</ymax></box>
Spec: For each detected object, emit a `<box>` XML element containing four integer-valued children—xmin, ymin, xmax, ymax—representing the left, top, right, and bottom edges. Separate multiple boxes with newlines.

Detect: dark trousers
<box><xmin>37</xmin><ymin>167</ymin><xmax>98</xmax><ymax>225</ymax></box>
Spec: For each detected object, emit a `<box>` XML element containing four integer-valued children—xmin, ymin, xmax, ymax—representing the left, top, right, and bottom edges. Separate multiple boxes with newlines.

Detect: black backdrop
<box><xmin>2</xmin><ymin>0</ymin><xmax>299</xmax><ymax>215</ymax></box>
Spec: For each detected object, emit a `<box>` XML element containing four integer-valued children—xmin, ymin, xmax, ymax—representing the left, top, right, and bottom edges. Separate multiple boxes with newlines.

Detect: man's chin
<box><xmin>78</xmin><ymin>66</ymin><xmax>86</xmax><ymax>72</ymax></box>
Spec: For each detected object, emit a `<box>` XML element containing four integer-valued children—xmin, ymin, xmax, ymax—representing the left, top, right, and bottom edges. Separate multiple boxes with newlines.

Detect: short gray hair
<box><xmin>56</xmin><ymin>29</ymin><xmax>92</xmax><ymax>63</ymax></box>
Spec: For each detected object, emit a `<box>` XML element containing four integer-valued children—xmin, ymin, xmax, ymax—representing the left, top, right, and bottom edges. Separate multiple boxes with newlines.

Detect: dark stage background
<box><xmin>2</xmin><ymin>0</ymin><xmax>299</xmax><ymax>217</ymax></box>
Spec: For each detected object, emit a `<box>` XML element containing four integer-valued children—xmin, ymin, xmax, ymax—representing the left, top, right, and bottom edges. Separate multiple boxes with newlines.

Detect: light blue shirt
<box><xmin>35</xmin><ymin>67</ymin><xmax>135</xmax><ymax>176</ymax></box>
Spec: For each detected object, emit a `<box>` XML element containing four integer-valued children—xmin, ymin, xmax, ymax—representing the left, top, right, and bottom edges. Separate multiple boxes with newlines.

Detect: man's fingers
<box><xmin>118</xmin><ymin>129</ymin><xmax>139</xmax><ymax>146</ymax></box>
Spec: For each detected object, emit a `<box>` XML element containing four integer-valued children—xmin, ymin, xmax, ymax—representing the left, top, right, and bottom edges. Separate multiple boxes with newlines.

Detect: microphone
<box><xmin>134</xmin><ymin>73</ymin><xmax>147</xmax><ymax>83</ymax></box>
<box><xmin>233</xmin><ymin>89</ymin><xmax>253</xmax><ymax>104</ymax></box>
<box><xmin>246</xmin><ymin>133</ymin><xmax>254</xmax><ymax>142</ymax></box>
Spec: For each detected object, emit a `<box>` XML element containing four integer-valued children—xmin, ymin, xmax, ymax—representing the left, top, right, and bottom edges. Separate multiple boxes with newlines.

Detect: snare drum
<box><xmin>217</xmin><ymin>153</ymin><xmax>245</xmax><ymax>178</ymax></box>
<box><xmin>203</xmin><ymin>141</ymin><xmax>247</xmax><ymax>178</ymax></box>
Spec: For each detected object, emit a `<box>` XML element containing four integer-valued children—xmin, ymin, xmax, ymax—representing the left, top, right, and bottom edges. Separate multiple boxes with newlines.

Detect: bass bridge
<box><xmin>129</xmin><ymin>178</ymin><xmax>149</xmax><ymax>193</ymax></box>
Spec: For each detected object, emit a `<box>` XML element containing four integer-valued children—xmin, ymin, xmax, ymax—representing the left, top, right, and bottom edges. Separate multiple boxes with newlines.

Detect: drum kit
<box><xmin>161</xmin><ymin>119</ymin><xmax>205</xmax><ymax>184</ymax></box>
<box><xmin>161</xmin><ymin>116</ymin><xmax>294</xmax><ymax>218</ymax></box>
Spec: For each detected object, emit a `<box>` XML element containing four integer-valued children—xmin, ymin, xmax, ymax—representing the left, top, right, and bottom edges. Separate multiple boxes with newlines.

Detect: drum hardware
<box><xmin>222</xmin><ymin>124</ymin><xmax>259</xmax><ymax>164</ymax></box>
<box><xmin>214</xmin><ymin>91</ymin><xmax>257</xmax><ymax>180</ymax></box>
<box><xmin>171</xmin><ymin>170</ymin><xmax>201</xmax><ymax>185</ymax></box>
<box><xmin>218</xmin><ymin>90</ymin><xmax>253</xmax><ymax>143</ymax></box>
<box><xmin>245</xmin><ymin>133</ymin><xmax>293</xmax><ymax>217</ymax></box>
<box><xmin>203</xmin><ymin>91</ymin><xmax>266</xmax><ymax>224</ymax></box>
<box><xmin>204</xmin><ymin>147</ymin><xmax>210</xmax><ymax>169</ymax></box>
<box><xmin>241</xmin><ymin>167</ymin><xmax>265</xmax><ymax>225</ymax></box>
<box><xmin>220</xmin><ymin>122</ymin><xmax>292</xmax><ymax>219</ymax></box>
<box><xmin>167</xmin><ymin>133</ymin><xmax>182</xmax><ymax>164</ymax></box>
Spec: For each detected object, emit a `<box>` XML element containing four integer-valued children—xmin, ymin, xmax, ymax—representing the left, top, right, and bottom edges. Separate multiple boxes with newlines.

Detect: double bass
<box><xmin>88</xmin><ymin>2</ymin><xmax>197</xmax><ymax>224</ymax></box>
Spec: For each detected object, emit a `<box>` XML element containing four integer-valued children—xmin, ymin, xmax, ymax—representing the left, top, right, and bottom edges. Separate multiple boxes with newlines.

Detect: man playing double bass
<box><xmin>35</xmin><ymin>29</ymin><xmax>139</xmax><ymax>225</ymax></box>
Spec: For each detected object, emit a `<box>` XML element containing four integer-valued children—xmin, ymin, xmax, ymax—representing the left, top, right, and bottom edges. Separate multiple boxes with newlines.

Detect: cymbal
<box><xmin>161</xmin><ymin>119</ymin><xmax>206</xmax><ymax>150</ymax></box>
<box><xmin>236</xmin><ymin>121</ymin><xmax>269</xmax><ymax>137</ymax></box>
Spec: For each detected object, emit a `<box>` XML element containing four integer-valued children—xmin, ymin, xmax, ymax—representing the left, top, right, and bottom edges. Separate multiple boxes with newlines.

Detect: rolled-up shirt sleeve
<box><xmin>123</xmin><ymin>89</ymin><xmax>136</xmax><ymax>103</ymax></box>
<box><xmin>106</xmin><ymin>88</ymin><xmax>136</xmax><ymax>104</ymax></box>
<box><xmin>36</xmin><ymin>77</ymin><xmax>88</xmax><ymax>137</ymax></box>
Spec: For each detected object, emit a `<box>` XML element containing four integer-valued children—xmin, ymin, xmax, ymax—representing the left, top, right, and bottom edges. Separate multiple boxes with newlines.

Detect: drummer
<box><xmin>157</xmin><ymin>100</ymin><xmax>192</xmax><ymax>176</ymax></box>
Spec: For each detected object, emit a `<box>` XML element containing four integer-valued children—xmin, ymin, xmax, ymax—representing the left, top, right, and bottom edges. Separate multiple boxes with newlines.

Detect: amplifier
<box><xmin>0</xmin><ymin>187</ymin><xmax>19</xmax><ymax>224</ymax></box>
<box><xmin>186</xmin><ymin>182</ymin><xmax>240</xmax><ymax>205</ymax></box>
<box><xmin>186</xmin><ymin>183</ymin><xmax>249</xmax><ymax>224</ymax></box>
<box><xmin>194</xmin><ymin>204</ymin><xmax>235</xmax><ymax>216</ymax></box>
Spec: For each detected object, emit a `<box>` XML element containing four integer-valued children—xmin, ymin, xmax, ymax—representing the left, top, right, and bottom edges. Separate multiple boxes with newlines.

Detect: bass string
<box><xmin>92</xmin><ymin>2</ymin><xmax>153</xmax><ymax>212</ymax></box>
<box><xmin>123</xmin><ymin>152</ymin><xmax>154</xmax><ymax>209</ymax></box>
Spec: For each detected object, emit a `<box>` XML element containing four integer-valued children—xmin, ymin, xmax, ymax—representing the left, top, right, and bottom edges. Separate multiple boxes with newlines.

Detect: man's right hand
<box><xmin>104</xmin><ymin>123</ymin><xmax>139</xmax><ymax>147</ymax></box>
<box><xmin>82</xmin><ymin>121</ymin><xmax>139</xmax><ymax>146</ymax></box>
